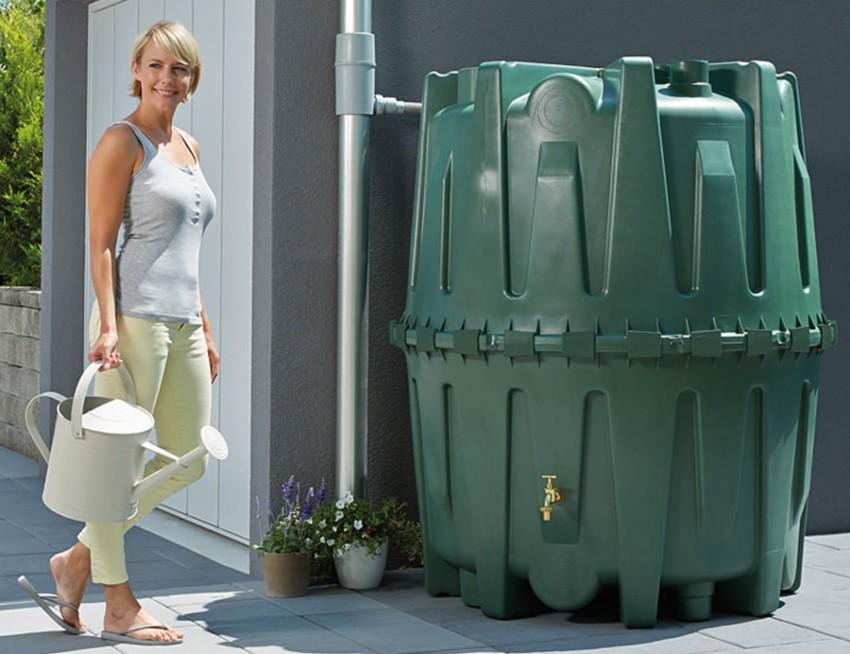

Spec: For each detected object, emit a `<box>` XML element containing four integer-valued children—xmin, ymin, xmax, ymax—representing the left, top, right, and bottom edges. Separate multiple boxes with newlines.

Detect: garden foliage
<box><xmin>0</xmin><ymin>0</ymin><xmax>44</xmax><ymax>287</ymax></box>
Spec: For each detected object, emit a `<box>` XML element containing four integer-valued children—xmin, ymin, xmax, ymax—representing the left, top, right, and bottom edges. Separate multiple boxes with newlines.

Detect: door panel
<box><xmin>85</xmin><ymin>0</ymin><xmax>253</xmax><ymax>540</ymax></box>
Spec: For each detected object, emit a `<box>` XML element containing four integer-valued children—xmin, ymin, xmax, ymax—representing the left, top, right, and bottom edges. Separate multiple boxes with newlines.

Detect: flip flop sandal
<box><xmin>16</xmin><ymin>575</ymin><xmax>85</xmax><ymax>635</ymax></box>
<box><xmin>101</xmin><ymin>624</ymin><xmax>184</xmax><ymax>646</ymax></box>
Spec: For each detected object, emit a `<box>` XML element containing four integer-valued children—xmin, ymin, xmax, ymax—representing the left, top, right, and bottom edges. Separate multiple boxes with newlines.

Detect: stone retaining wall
<box><xmin>0</xmin><ymin>287</ymin><xmax>40</xmax><ymax>460</ymax></box>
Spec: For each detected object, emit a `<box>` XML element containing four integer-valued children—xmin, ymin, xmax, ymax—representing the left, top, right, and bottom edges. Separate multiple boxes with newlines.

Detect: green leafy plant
<box><xmin>0</xmin><ymin>0</ymin><xmax>44</xmax><ymax>287</ymax></box>
<box><xmin>309</xmin><ymin>492</ymin><xmax>422</xmax><ymax>564</ymax></box>
<box><xmin>254</xmin><ymin>476</ymin><xmax>328</xmax><ymax>555</ymax></box>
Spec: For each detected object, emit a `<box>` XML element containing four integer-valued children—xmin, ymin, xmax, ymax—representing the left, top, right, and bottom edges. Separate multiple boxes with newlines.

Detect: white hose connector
<box><xmin>374</xmin><ymin>94</ymin><xmax>422</xmax><ymax>115</ymax></box>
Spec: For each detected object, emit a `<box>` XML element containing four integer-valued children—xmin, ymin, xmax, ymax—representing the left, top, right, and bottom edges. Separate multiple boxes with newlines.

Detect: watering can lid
<box><xmin>82</xmin><ymin>399</ymin><xmax>154</xmax><ymax>435</ymax></box>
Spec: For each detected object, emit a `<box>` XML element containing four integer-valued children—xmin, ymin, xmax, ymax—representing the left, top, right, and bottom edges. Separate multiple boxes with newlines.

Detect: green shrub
<box><xmin>0</xmin><ymin>0</ymin><xmax>44</xmax><ymax>287</ymax></box>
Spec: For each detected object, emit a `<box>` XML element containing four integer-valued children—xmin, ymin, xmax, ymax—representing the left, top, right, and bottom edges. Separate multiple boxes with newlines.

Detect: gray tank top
<box><xmin>111</xmin><ymin>120</ymin><xmax>216</xmax><ymax>324</ymax></box>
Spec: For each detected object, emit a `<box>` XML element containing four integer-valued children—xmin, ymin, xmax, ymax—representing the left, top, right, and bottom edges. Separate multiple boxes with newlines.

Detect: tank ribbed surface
<box><xmin>392</xmin><ymin>57</ymin><xmax>836</xmax><ymax>627</ymax></box>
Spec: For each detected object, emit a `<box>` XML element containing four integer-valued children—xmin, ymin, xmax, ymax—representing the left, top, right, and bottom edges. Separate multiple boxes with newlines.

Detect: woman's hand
<box><xmin>88</xmin><ymin>331</ymin><xmax>122</xmax><ymax>371</ymax></box>
<box><xmin>206</xmin><ymin>335</ymin><xmax>220</xmax><ymax>384</ymax></box>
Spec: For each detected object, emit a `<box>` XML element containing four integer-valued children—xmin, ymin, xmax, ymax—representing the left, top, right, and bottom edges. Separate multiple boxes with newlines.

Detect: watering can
<box><xmin>24</xmin><ymin>361</ymin><xmax>229</xmax><ymax>523</ymax></box>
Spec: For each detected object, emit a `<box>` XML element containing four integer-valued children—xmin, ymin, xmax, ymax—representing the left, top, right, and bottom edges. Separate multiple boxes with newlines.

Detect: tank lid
<box><xmin>667</xmin><ymin>59</ymin><xmax>712</xmax><ymax>97</ymax></box>
<box><xmin>82</xmin><ymin>399</ymin><xmax>154</xmax><ymax>435</ymax></box>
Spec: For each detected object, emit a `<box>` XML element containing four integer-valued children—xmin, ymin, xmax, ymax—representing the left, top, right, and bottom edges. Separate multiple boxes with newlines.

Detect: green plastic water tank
<box><xmin>390</xmin><ymin>57</ymin><xmax>837</xmax><ymax>627</ymax></box>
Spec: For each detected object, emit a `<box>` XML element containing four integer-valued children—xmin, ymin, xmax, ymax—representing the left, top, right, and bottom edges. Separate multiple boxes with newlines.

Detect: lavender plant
<box><xmin>255</xmin><ymin>476</ymin><xmax>328</xmax><ymax>555</ymax></box>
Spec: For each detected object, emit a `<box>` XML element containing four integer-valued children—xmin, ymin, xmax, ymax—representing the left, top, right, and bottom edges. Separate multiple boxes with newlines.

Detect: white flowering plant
<box><xmin>308</xmin><ymin>492</ymin><xmax>421</xmax><ymax>563</ymax></box>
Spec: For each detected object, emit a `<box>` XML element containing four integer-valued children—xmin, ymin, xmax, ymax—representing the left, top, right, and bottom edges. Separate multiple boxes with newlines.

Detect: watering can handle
<box><xmin>24</xmin><ymin>392</ymin><xmax>66</xmax><ymax>463</ymax></box>
<box><xmin>71</xmin><ymin>361</ymin><xmax>138</xmax><ymax>440</ymax></box>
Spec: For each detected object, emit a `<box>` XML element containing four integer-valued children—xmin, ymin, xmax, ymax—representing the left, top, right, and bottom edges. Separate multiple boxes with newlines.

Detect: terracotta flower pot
<box><xmin>334</xmin><ymin>538</ymin><xmax>388</xmax><ymax>590</ymax></box>
<box><xmin>262</xmin><ymin>551</ymin><xmax>311</xmax><ymax>597</ymax></box>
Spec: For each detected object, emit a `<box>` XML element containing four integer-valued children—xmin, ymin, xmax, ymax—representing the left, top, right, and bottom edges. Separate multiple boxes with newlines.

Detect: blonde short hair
<box><xmin>130</xmin><ymin>20</ymin><xmax>201</xmax><ymax>101</ymax></box>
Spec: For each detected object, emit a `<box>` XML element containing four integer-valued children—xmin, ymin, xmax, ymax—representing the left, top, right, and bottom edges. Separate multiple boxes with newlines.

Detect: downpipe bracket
<box><xmin>335</xmin><ymin>32</ymin><xmax>376</xmax><ymax>115</ymax></box>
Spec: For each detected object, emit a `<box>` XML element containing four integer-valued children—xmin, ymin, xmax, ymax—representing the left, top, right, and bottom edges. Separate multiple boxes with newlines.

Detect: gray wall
<box><xmin>41</xmin><ymin>0</ymin><xmax>90</xmax><ymax>458</ymax></box>
<box><xmin>267</xmin><ymin>0</ymin><xmax>850</xmax><ymax>534</ymax></box>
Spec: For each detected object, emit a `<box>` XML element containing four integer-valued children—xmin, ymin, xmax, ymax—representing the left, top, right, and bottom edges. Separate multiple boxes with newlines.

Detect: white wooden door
<box><xmin>85</xmin><ymin>0</ymin><xmax>254</xmax><ymax>542</ymax></box>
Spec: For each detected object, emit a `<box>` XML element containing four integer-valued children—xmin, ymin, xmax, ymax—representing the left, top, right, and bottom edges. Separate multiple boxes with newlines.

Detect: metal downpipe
<box><xmin>336</xmin><ymin>0</ymin><xmax>372</xmax><ymax>498</ymax></box>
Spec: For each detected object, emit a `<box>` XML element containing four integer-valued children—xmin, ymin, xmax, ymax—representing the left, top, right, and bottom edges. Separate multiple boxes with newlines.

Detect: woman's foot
<box><xmin>103</xmin><ymin>583</ymin><xmax>184</xmax><ymax>643</ymax></box>
<box><xmin>49</xmin><ymin>543</ymin><xmax>91</xmax><ymax>631</ymax></box>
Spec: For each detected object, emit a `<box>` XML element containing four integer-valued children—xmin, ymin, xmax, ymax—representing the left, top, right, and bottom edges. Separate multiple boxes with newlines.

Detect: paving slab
<box><xmin>6</xmin><ymin>446</ymin><xmax>850</xmax><ymax>654</ymax></box>
<box><xmin>256</xmin><ymin>585</ymin><xmax>396</xmax><ymax>616</ymax></box>
<box><xmin>809</xmin><ymin>533</ymin><xmax>850</xmax><ymax>550</ymax></box>
<box><xmin>683</xmin><ymin>614</ymin><xmax>827</xmax><ymax>649</ymax></box>
<box><xmin>744</xmin><ymin>639</ymin><xmax>850</xmax><ymax>654</ymax></box>
<box><xmin>172</xmin><ymin>597</ymin><xmax>296</xmax><ymax>628</ymax></box>
<box><xmin>0</xmin><ymin>632</ymin><xmax>121</xmax><ymax>653</ymax></box>
<box><xmin>204</xmin><ymin>613</ymin><xmax>370</xmax><ymax>653</ymax></box>
<box><xmin>0</xmin><ymin>448</ymin><xmax>40</xmax><ymax>479</ymax></box>
<box><xmin>152</xmin><ymin>585</ymin><xmax>261</xmax><ymax>608</ymax></box>
<box><xmin>110</xmin><ymin>625</ymin><xmax>236</xmax><ymax>654</ymax></box>
<box><xmin>507</xmin><ymin>630</ymin><xmax>741</xmax><ymax>653</ymax></box>
<box><xmin>307</xmin><ymin>607</ymin><xmax>483</xmax><ymax>654</ymax></box>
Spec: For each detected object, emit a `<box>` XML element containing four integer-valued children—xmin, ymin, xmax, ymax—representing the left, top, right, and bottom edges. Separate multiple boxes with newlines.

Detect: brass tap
<box><xmin>539</xmin><ymin>475</ymin><xmax>564</xmax><ymax>522</ymax></box>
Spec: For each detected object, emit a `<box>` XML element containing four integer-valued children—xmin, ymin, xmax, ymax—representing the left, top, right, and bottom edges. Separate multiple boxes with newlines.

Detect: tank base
<box><xmin>671</xmin><ymin>582</ymin><xmax>714</xmax><ymax>622</ymax></box>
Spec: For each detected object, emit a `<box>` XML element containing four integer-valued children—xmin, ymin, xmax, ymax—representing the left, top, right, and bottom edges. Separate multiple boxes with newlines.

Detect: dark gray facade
<box><xmin>42</xmin><ymin>0</ymin><xmax>850</xmax><ymax>580</ymax></box>
<box><xmin>259</xmin><ymin>0</ymin><xmax>850</xmax><ymax>555</ymax></box>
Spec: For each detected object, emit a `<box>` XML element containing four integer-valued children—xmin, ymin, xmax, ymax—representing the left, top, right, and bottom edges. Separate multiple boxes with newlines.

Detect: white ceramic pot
<box><xmin>334</xmin><ymin>538</ymin><xmax>388</xmax><ymax>590</ymax></box>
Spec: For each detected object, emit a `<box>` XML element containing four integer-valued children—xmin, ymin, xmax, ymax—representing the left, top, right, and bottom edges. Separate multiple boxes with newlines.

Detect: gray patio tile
<box><xmin>174</xmin><ymin>598</ymin><xmax>296</xmax><ymax>628</ymax></box>
<box><xmin>123</xmin><ymin>530</ymin><xmax>176</xmax><ymax>548</ymax></box>
<box><xmin>0</xmin><ymin>604</ymin><xmax>69</xmax><ymax>636</ymax></box>
<box><xmin>694</xmin><ymin>614</ymin><xmax>826</xmax><ymax>649</ymax></box>
<box><xmin>803</xmin><ymin>547</ymin><xmax>850</xmax><ymax>577</ymax></box>
<box><xmin>129</xmin><ymin>573</ymin><xmax>224</xmax><ymax>592</ymax></box>
<box><xmin>557</xmin><ymin>616</ymin><xmax>665</xmax><ymax>639</ymax></box>
<box><xmin>10</xmin><ymin>476</ymin><xmax>46</xmax><ymax>495</ymax></box>
<box><xmin>189</xmin><ymin>565</ymin><xmax>258</xmax><ymax>584</ymax></box>
<box><xmin>20</xmin><ymin>573</ymin><xmax>107</xmax><ymax>599</ymax></box>
<box><xmin>7</xmin><ymin>572</ymin><xmax>64</xmax><ymax>595</ymax></box>
<box><xmin>794</xmin><ymin>565</ymin><xmax>850</xmax><ymax>592</ymax></box>
<box><xmin>261</xmin><ymin>586</ymin><xmax>394</xmax><ymax>616</ymax></box>
<box><xmin>0</xmin><ymin>448</ymin><xmax>41</xmax><ymax>479</ymax></box>
<box><xmin>0</xmin><ymin>533</ymin><xmax>57</xmax><ymax>555</ymax></box>
<box><xmin>597</xmin><ymin>632</ymin><xmax>741</xmax><ymax>653</ymax></box>
<box><xmin>0</xmin><ymin>632</ymin><xmax>120</xmax><ymax>653</ymax></box>
<box><xmin>773</xmin><ymin>592</ymin><xmax>850</xmax><ymax>640</ymax></box>
<box><xmin>307</xmin><ymin>606</ymin><xmax>483</xmax><ymax>654</ymax></box>
<box><xmin>0</xmin><ymin>518</ymin><xmax>29</xmax><ymax>536</ymax></box>
<box><xmin>507</xmin><ymin>629</ymin><xmax>741</xmax><ymax>653</ymax></box>
<box><xmin>152</xmin><ymin>585</ymin><xmax>260</xmax><ymax>608</ymax></box>
<box><xmin>0</xmin><ymin>478</ymin><xmax>34</xmax><ymax>494</ymax></box>
<box><xmin>206</xmin><ymin>613</ymin><xmax>370</xmax><ymax>652</ymax></box>
<box><xmin>0</xmin><ymin>553</ymin><xmax>52</xmax><ymax>577</ymax></box>
<box><xmin>395</xmin><ymin>597</ymin><xmax>483</xmax><ymax>625</ymax></box>
<box><xmin>19</xmin><ymin>523</ymin><xmax>90</xmax><ymax>549</ymax></box>
<box><xmin>110</xmin><ymin>624</ymin><xmax>235</xmax><ymax>653</ymax></box>
<box><xmin>149</xmin><ymin>545</ymin><xmax>229</xmax><ymax>569</ymax></box>
<box><xmin>1</xmin><ymin>501</ymin><xmax>76</xmax><ymax>525</ymax></box>
<box><xmin>124</xmin><ymin>559</ymin><xmax>215</xmax><ymax>583</ymax></box>
<box><xmin>808</xmin><ymin>534</ymin><xmax>850</xmax><ymax>550</ymax></box>
<box><xmin>434</xmin><ymin>610</ymin><xmax>586</xmax><ymax>647</ymax></box>
<box><xmin>232</xmin><ymin>579</ymin><xmax>268</xmax><ymax>594</ymax></box>
<box><xmin>0</xmin><ymin>575</ymin><xmax>30</xmax><ymax>603</ymax></box>
<box><xmin>744</xmin><ymin>638</ymin><xmax>850</xmax><ymax>653</ymax></box>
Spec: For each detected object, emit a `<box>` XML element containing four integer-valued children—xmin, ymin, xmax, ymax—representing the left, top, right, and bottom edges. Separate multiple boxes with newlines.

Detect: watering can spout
<box><xmin>130</xmin><ymin>426</ymin><xmax>229</xmax><ymax>503</ymax></box>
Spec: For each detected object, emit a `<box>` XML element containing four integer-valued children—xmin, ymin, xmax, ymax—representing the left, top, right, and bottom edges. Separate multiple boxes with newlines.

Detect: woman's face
<box><xmin>133</xmin><ymin>41</ymin><xmax>192</xmax><ymax>107</ymax></box>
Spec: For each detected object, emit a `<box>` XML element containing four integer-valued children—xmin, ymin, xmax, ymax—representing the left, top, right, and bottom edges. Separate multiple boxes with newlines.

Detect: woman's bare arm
<box><xmin>86</xmin><ymin>125</ymin><xmax>138</xmax><ymax>366</ymax></box>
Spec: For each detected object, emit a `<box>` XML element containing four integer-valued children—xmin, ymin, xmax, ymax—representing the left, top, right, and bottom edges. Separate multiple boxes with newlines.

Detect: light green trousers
<box><xmin>78</xmin><ymin>303</ymin><xmax>211</xmax><ymax>584</ymax></box>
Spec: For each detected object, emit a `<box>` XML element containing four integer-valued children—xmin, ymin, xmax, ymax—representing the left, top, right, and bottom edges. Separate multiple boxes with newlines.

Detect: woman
<box><xmin>36</xmin><ymin>20</ymin><xmax>218</xmax><ymax>646</ymax></box>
